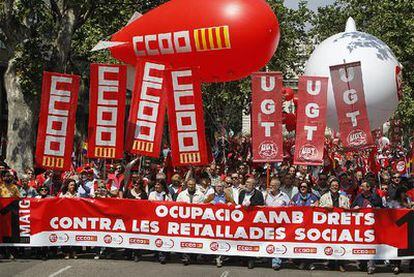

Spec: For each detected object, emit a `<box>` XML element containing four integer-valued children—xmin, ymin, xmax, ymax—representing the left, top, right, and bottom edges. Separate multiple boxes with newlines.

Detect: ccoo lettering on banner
<box><xmin>88</xmin><ymin>64</ymin><xmax>127</xmax><ymax>159</ymax></box>
<box><xmin>35</xmin><ymin>72</ymin><xmax>80</xmax><ymax>171</ymax></box>
<box><xmin>125</xmin><ymin>60</ymin><xmax>168</xmax><ymax>157</ymax></box>
<box><xmin>166</xmin><ymin>67</ymin><xmax>209</xmax><ymax>166</ymax></box>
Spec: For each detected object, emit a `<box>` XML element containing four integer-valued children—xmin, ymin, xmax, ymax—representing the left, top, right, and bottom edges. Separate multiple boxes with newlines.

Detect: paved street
<box><xmin>1</xmin><ymin>253</ymin><xmax>413</xmax><ymax>277</ymax></box>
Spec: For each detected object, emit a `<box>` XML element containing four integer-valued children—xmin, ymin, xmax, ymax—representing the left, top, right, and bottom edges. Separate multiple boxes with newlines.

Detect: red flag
<box><xmin>294</xmin><ymin>76</ymin><xmax>328</xmax><ymax>165</ymax></box>
<box><xmin>88</xmin><ymin>64</ymin><xmax>127</xmax><ymax>159</ymax></box>
<box><xmin>368</xmin><ymin>147</ymin><xmax>381</xmax><ymax>174</ymax></box>
<box><xmin>166</xmin><ymin>67</ymin><xmax>209</xmax><ymax>166</ymax></box>
<box><xmin>35</xmin><ymin>72</ymin><xmax>80</xmax><ymax>171</ymax></box>
<box><xmin>251</xmin><ymin>72</ymin><xmax>283</xmax><ymax>162</ymax></box>
<box><xmin>125</xmin><ymin>61</ymin><xmax>168</xmax><ymax>158</ymax></box>
<box><xmin>330</xmin><ymin>62</ymin><xmax>373</xmax><ymax>149</ymax></box>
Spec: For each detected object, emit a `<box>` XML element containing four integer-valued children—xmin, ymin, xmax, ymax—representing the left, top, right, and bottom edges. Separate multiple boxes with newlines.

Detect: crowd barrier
<box><xmin>1</xmin><ymin>198</ymin><xmax>413</xmax><ymax>260</ymax></box>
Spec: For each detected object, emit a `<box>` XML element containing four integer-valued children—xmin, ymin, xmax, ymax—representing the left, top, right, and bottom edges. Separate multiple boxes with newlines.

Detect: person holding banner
<box><xmin>290</xmin><ymin>180</ymin><xmax>318</xmax><ymax>270</ymax></box>
<box><xmin>263</xmin><ymin>177</ymin><xmax>290</xmax><ymax>270</ymax></box>
<box><xmin>290</xmin><ymin>181</ymin><xmax>319</xmax><ymax>207</ymax></box>
<box><xmin>238</xmin><ymin>177</ymin><xmax>264</xmax><ymax>269</ymax></box>
<box><xmin>319</xmin><ymin>178</ymin><xmax>350</xmax><ymax>272</ymax></box>
<box><xmin>319</xmin><ymin>178</ymin><xmax>350</xmax><ymax>209</ymax></box>
<box><xmin>352</xmin><ymin>180</ymin><xmax>383</xmax><ymax>274</ymax></box>
<box><xmin>204</xmin><ymin>180</ymin><xmax>235</xmax><ymax>267</ymax></box>
<box><xmin>59</xmin><ymin>179</ymin><xmax>78</xmax><ymax>259</ymax></box>
<box><xmin>229</xmin><ymin>172</ymin><xmax>243</xmax><ymax>204</ymax></box>
<box><xmin>177</xmin><ymin>178</ymin><xmax>205</xmax><ymax>265</ymax></box>
<box><xmin>168</xmin><ymin>174</ymin><xmax>183</xmax><ymax>201</ymax></box>
<box><xmin>125</xmin><ymin>178</ymin><xmax>148</xmax><ymax>201</ymax></box>
<box><xmin>204</xmin><ymin>180</ymin><xmax>235</xmax><ymax>205</ymax></box>
<box><xmin>148</xmin><ymin>179</ymin><xmax>172</xmax><ymax>202</ymax></box>
<box><xmin>60</xmin><ymin>179</ymin><xmax>78</xmax><ymax>198</ymax></box>
<box><xmin>148</xmin><ymin>178</ymin><xmax>171</xmax><ymax>264</ymax></box>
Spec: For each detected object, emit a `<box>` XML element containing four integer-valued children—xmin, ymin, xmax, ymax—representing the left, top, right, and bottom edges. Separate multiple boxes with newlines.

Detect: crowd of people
<box><xmin>0</xmin><ymin>135</ymin><xmax>414</xmax><ymax>274</ymax></box>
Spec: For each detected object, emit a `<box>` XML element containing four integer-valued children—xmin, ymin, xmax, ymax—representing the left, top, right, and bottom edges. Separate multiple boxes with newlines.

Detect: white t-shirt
<box><xmin>263</xmin><ymin>191</ymin><xmax>290</xmax><ymax>207</ymax></box>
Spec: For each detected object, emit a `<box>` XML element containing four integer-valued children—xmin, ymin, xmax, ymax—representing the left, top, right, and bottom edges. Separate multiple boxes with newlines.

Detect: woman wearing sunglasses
<box><xmin>290</xmin><ymin>180</ymin><xmax>319</xmax><ymax>207</ymax></box>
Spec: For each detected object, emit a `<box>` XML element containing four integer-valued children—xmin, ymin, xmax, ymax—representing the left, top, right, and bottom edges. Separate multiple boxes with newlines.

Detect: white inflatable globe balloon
<box><xmin>304</xmin><ymin>17</ymin><xmax>401</xmax><ymax>130</ymax></box>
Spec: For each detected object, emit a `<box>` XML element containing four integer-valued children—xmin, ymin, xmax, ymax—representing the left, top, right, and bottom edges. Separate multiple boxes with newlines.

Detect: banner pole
<box><xmin>138</xmin><ymin>156</ymin><xmax>143</xmax><ymax>174</ymax></box>
<box><xmin>266</xmin><ymin>162</ymin><xmax>271</xmax><ymax>188</ymax></box>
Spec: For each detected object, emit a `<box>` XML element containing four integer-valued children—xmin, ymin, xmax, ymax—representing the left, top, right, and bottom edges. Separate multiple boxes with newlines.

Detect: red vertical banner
<box><xmin>330</xmin><ymin>62</ymin><xmax>373</xmax><ymax>149</ymax></box>
<box><xmin>35</xmin><ymin>71</ymin><xmax>80</xmax><ymax>171</ymax></box>
<box><xmin>166</xmin><ymin>67</ymin><xmax>209</xmax><ymax>166</ymax></box>
<box><xmin>294</xmin><ymin>76</ymin><xmax>328</xmax><ymax>165</ymax></box>
<box><xmin>125</xmin><ymin>61</ymin><xmax>167</xmax><ymax>157</ymax></box>
<box><xmin>88</xmin><ymin>64</ymin><xmax>126</xmax><ymax>159</ymax></box>
<box><xmin>251</xmin><ymin>72</ymin><xmax>283</xmax><ymax>162</ymax></box>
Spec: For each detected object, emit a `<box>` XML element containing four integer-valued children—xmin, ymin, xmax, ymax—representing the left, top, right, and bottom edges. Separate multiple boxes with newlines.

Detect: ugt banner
<box><xmin>294</xmin><ymin>76</ymin><xmax>328</xmax><ymax>166</ymax></box>
<box><xmin>166</xmin><ymin>67</ymin><xmax>209</xmax><ymax>166</ymax></box>
<box><xmin>1</xmin><ymin>198</ymin><xmax>414</xmax><ymax>260</ymax></box>
<box><xmin>88</xmin><ymin>64</ymin><xmax>127</xmax><ymax>159</ymax></box>
<box><xmin>251</xmin><ymin>72</ymin><xmax>283</xmax><ymax>162</ymax></box>
<box><xmin>35</xmin><ymin>72</ymin><xmax>80</xmax><ymax>171</ymax></box>
<box><xmin>330</xmin><ymin>62</ymin><xmax>373</xmax><ymax>149</ymax></box>
<box><xmin>125</xmin><ymin>61</ymin><xmax>167</xmax><ymax>158</ymax></box>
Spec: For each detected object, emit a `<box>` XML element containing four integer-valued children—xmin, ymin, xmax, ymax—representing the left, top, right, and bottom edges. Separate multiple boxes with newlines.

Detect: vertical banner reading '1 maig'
<box><xmin>166</xmin><ymin>67</ymin><xmax>209</xmax><ymax>166</ymax></box>
<box><xmin>294</xmin><ymin>76</ymin><xmax>328</xmax><ymax>165</ymax></box>
<box><xmin>251</xmin><ymin>72</ymin><xmax>283</xmax><ymax>162</ymax></box>
<box><xmin>35</xmin><ymin>72</ymin><xmax>80</xmax><ymax>171</ymax></box>
<box><xmin>125</xmin><ymin>61</ymin><xmax>167</xmax><ymax>158</ymax></box>
<box><xmin>330</xmin><ymin>62</ymin><xmax>373</xmax><ymax>149</ymax></box>
<box><xmin>88</xmin><ymin>64</ymin><xmax>126</xmax><ymax>159</ymax></box>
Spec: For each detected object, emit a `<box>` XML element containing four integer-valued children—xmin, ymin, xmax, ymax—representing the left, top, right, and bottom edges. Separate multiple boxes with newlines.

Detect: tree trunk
<box><xmin>4</xmin><ymin>56</ymin><xmax>35</xmax><ymax>175</ymax></box>
<box><xmin>53</xmin><ymin>9</ymin><xmax>76</xmax><ymax>72</ymax></box>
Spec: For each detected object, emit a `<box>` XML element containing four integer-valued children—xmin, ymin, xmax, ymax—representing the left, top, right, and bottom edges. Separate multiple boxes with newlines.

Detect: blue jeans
<box><xmin>272</xmin><ymin>257</ymin><xmax>282</xmax><ymax>268</ymax></box>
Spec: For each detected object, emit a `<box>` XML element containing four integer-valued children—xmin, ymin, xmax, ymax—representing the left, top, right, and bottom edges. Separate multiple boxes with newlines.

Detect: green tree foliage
<box><xmin>0</xmin><ymin>0</ymin><xmax>313</xmax><ymax>171</ymax></box>
<box><xmin>73</xmin><ymin>0</ymin><xmax>312</xmax><ymax>142</ymax></box>
<box><xmin>202</xmin><ymin>0</ymin><xmax>312</xmax><ymax>140</ymax></box>
<box><xmin>312</xmin><ymin>0</ymin><xmax>414</xmax><ymax>137</ymax></box>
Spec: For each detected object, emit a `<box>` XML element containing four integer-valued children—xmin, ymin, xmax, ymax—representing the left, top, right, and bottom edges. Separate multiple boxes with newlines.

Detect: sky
<box><xmin>284</xmin><ymin>0</ymin><xmax>335</xmax><ymax>11</ymax></box>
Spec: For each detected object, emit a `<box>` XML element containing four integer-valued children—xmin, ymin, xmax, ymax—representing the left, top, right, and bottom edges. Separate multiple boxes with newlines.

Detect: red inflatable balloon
<box><xmin>283</xmin><ymin>113</ymin><xmax>296</xmax><ymax>132</ymax></box>
<box><xmin>107</xmin><ymin>0</ymin><xmax>280</xmax><ymax>83</ymax></box>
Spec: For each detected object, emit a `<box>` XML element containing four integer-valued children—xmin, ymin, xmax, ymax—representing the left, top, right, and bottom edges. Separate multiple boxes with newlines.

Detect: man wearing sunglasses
<box><xmin>388</xmin><ymin>173</ymin><xmax>401</xmax><ymax>200</ymax></box>
<box><xmin>229</xmin><ymin>173</ymin><xmax>242</xmax><ymax>204</ymax></box>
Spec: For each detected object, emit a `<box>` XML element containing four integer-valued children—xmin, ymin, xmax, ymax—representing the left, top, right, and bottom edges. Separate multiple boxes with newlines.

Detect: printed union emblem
<box><xmin>324</xmin><ymin>246</ymin><xmax>333</xmax><ymax>256</ymax></box>
<box><xmin>210</xmin><ymin>242</ymin><xmax>219</xmax><ymax>251</ymax></box>
<box><xmin>299</xmin><ymin>144</ymin><xmax>318</xmax><ymax>161</ymax></box>
<box><xmin>155</xmin><ymin>238</ymin><xmax>163</xmax><ymax>248</ymax></box>
<box><xmin>266</xmin><ymin>244</ymin><xmax>275</xmax><ymax>254</ymax></box>
<box><xmin>103</xmin><ymin>235</ymin><xmax>112</xmax><ymax>244</ymax></box>
<box><xmin>258</xmin><ymin>141</ymin><xmax>278</xmax><ymax>159</ymax></box>
<box><xmin>347</xmin><ymin>129</ymin><xmax>367</xmax><ymax>147</ymax></box>
<box><xmin>49</xmin><ymin>234</ymin><xmax>58</xmax><ymax>243</ymax></box>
